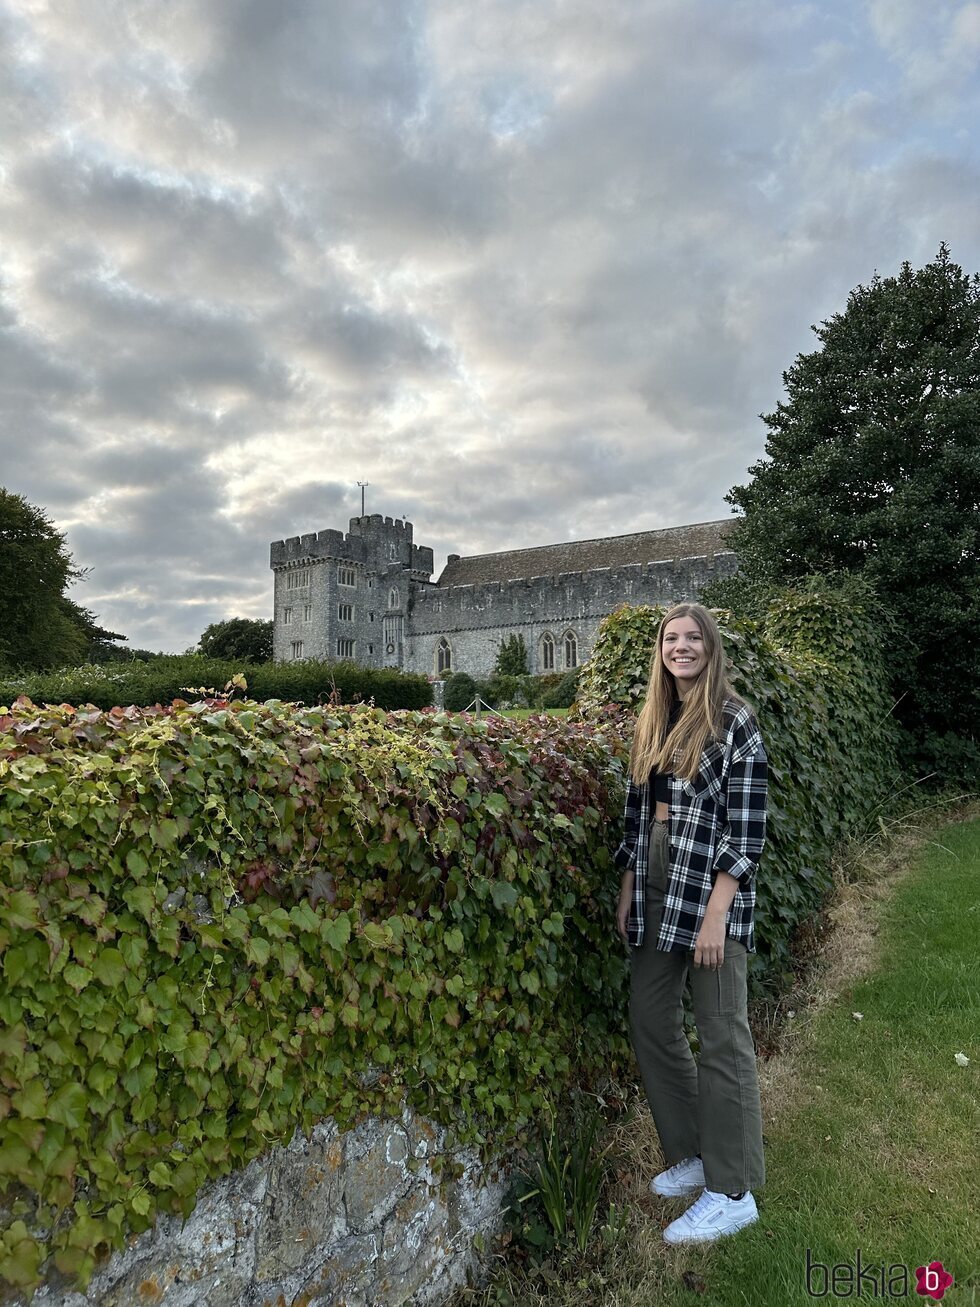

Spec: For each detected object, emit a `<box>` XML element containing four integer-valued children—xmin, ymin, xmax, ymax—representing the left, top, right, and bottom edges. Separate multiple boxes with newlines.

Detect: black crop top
<box><xmin>649</xmin><ymin>698</ymin><xmax>683</xmax><ymax>807</ymax></box>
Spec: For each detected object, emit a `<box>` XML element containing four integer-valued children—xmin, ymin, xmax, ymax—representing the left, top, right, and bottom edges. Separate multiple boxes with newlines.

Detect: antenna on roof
<box><xmin>357</xmin><ymin>481</ymin><xmax>369</xmax><ymax>517</ymax></box>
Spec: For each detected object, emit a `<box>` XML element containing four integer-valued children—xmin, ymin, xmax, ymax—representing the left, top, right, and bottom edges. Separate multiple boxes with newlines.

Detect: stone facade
<box><xmin>270</xmin><ymin>515</ymin><xmax>738</xmax><ymax>680</ymax></box>
<box><xmin>25</xmin><ymin>1105</ymin><xmax>510</xmax><ymax>1307</ymax></box>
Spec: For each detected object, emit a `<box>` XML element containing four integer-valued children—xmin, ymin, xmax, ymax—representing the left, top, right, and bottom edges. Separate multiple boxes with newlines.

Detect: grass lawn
<box><xmin>457</xmin><ymin>807</ymin><xmax>980</xmax><ymax>1306</ymax></box>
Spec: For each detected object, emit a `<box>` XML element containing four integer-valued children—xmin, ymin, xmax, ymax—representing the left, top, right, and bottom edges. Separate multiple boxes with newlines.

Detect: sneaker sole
<box><xmin>650</xmin><ymin>1180</ymin><xmax>704</xmax><ymax>1198</ymax></box>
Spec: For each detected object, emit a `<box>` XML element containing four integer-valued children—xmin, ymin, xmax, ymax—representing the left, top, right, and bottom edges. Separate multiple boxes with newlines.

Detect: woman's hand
<box><xmin>695</xmin><ymin>870</ymin><xmax>739</xmax><ymax>968</ymax></box>
<box><xmin>617</xmin><ymin>870</ymin><xmax>635</xmax><ymax>943</ymax></box>
<box><xmin>693</xmin><ymin>913</ymin><xmax>727</xmax><ymax>969</ymax></box>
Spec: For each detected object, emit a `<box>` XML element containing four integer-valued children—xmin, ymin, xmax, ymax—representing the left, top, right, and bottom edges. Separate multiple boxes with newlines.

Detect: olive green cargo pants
<box><xmin>629</xmin><ymin>819</ymin><xmax>766</xmax><ymax>1194</ymax></box>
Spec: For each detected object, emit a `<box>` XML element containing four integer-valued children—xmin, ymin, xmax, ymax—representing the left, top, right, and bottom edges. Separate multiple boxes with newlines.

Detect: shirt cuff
<box><xmin>614</xmin><ymin>842</ymin><xmax>637</xmax><ymax>871</ymax></box>
<box><xmin>713</xmin><ymin>845</ymin><xmax>756</xmax><ymax>885</ymax></box>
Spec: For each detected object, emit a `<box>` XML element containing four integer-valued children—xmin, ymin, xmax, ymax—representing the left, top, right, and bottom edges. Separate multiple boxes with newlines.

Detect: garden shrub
<box><xmin>0</xmin><ymin>694</ymin><xmax>631</xmax><ymax>1295</ymax></box>
<box><xmin>532</xmin><ymin>672</ymin><xmax>568</xmax><ymax>703</ymax></box>
<box><xmin>541</xmin><ymin>670</ymin><xmax>580</xmax><ymax>710</ymax></box>
<box><xmin>442</xmin><ymin>672</ymin><xmax>478</xmax><ymax>712</ymax></box>
<box><xmin>484</xmin><ymin>673</ymin><xmax>534</xmax><ymax>709</ymax></box>
<box><xmin>575</xmin><ymin>576</ymin><xmax>903</xmax><ymax>987</ymax></box>
<box><xmin>0</xmin><ymin>656</ymin><xmax>432</xmax><ymax>713</ymax></box>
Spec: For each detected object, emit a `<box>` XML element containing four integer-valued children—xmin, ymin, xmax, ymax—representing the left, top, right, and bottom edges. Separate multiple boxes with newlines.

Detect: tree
<box><xmin>724</xmin><ymin>245</ymin><xmax>980</xmax><ymax>784</ymax></box>
<box><xmin>0</xmin><ymin>488</ymin><xmax>124</xmax><ymax>672</ymax></box>
<box><xmin>198</xmin><ymin>617</ymin><xmax>274</xmax><ymax>662</ymax></box>
<box><xmin>494</xmin><ymin>634</ymin><xmax>529</xmax><ymax>677</ymax></box>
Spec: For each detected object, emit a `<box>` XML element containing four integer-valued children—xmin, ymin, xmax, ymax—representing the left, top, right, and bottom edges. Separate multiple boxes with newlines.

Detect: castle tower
<box><xmin>269</xmin><ymin>516</ymin><xmax>433</xmax><ymax>667</ymax></box>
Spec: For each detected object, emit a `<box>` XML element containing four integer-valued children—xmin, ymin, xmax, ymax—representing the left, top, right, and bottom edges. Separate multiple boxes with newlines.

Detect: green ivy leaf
<box><xmin>491</xmin><ymin>882</ymin><xmax>518</xmax><ymax>910</ymax></box>
<box><xmin>92</xmin><ymin>948</ymin><xmax>127</xmax><ymax>988</ymax></box>
<box><xmin>4</xmin><ymin>890</ymin><xmax>41</xmax><ymax>932</ymax></box>
<box><xmin>62</xmin><ymin>963</ymin><xmax>94</xmax><ymax>992</ymax></box>
<box><xmin>185</xmin><ymin>1032</ymin><xmax>209</xmax><ymax>1069</ymax></box>
<box><xmin>245</xmin><ymin>937</ymin><xmax>271</xmax><ymax>967</ymax></box>
<box><xmin>125</xmin><ymin>849</ymin><xmax>149</xmax><ymax>877</ymax></box>
<box><xmin>47</xmin><ymin>1083</ymin><xmax>87</xmax><ymax>1130</ymax></box>
<box><xmin>321</xmin><ymin>915</ymin><xmax>351</xmax><ymax>952</ymax></box>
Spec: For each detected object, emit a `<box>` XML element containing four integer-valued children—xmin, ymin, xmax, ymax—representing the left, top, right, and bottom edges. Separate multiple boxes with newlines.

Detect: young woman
<box><xmin>614</xmin><ymin>602</ymin><xmax>768</xmax><ymax>1245</ymax></box>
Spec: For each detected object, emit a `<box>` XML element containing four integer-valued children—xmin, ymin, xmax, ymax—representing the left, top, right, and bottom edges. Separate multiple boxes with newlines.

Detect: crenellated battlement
<box><xmin>270</xmin><ymin>516</ymin><xmax>429</xmax><ymax>574</ymax></box>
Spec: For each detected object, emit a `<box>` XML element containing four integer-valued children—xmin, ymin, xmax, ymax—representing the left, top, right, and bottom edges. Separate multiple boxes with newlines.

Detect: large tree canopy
<box><xmin>198</xmin><ymin>617</ymin><xmax>274</xmax><ymax>662</ymax></box>
<box><xmin>0</xmin><ymin>488</ymin><xmax>124</xmax><ymax>672</ymax></box>
<box><xmin>724</xmin><ymin>245</ymin><xmax>980</xmax><ymax>784</ymax></box>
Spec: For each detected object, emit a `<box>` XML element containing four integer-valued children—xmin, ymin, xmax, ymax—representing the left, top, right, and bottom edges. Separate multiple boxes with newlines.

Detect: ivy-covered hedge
<box><xmin>0</xmin><ymin>656</ymin><xmax>433</xmax><ymax>714</ymax></box>
<box><xmin>0</xmin><ymin>696</ymin><xmax>630</xmax><ymax>1296</ymax></box>
<box><xmin>576</xmin><ymin>576</ymin><xmax>904</xmax><ymax>985</ymax></box>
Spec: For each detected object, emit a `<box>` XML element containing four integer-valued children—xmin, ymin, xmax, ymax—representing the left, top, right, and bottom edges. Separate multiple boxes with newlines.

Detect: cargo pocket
<box><xmin>715</xmin><ymin>938</ymin><xmax>747</xmax><ymax>1016</ymax></box>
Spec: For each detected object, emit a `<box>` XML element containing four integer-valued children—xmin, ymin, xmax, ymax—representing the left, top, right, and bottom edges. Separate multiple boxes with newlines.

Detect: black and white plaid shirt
<box><xmin>613</xmin><ymin>698</ymin><xmax>768</xmax><ymax>952</ymax></box>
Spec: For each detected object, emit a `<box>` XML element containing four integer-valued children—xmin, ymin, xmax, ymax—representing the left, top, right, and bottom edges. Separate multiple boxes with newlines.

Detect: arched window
<box><xmin>563</xmin><ymin>630</ymin><xmax>578</xmax><ymax>669</ymax></box>
<box><xmin>388</xmin><ymin>587</ymin><xmax>398</xmax><ymax>609</ymax></box>
<box><xmin>541</xmin><ymin>632</ymin><xmax>556</xmax><ymax>672</ymax></box>
<box><xmin>436</xmin><ymin>638</ymin><xmax>452</xmax><ymax>675</ymax></box>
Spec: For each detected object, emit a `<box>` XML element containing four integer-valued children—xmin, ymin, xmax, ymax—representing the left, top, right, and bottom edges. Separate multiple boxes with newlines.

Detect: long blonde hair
<box><xmin>628</xmin><ymin>603</ymin><xmax>745</xmax><ymax>784</ymax></box>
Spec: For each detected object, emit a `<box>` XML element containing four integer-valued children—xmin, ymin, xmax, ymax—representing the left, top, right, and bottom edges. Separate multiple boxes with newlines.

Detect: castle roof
<box><xmin>436</xmin><ymin>518</ymin><xmax>736</xmax><ymax>586</ymax></box>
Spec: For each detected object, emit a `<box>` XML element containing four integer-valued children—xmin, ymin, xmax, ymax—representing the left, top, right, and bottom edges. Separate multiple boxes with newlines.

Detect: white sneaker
<box><xmin>649</xmin><ymin>1155</ymin><xmax>706</xmax><ymax>1197</ymax></box>
<box><xmin>662</xmin><ymin>1188</ymin><xmax>758</xmax><ymax>1244</ymax></box>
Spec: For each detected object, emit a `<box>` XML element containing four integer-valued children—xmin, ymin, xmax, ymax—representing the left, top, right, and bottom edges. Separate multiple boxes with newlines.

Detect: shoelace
<box><xmin>667</xmin><ymin>1157</ymin><xmax>701</xmax><ymax>1178</ymax></box>
<box><xmin>680</xmin><ymin>1190</ymin><xmax>719</xmax><ymax>1224</ymax></box>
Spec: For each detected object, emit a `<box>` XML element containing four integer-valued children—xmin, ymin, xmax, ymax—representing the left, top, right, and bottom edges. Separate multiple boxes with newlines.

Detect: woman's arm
<box><xmin>613</xmin><ymin>775</ymin><xmax>642</xmax><ymax>872</ymax></box>
<box><xmin>695</xmin><ymin>717</ymin><xmax>768</xmax><ymax>968</ymax></box>
<box><xmin>712</xmin><ymin>724</ymin><xmax>768</xmax><ymax>886</ymax></box>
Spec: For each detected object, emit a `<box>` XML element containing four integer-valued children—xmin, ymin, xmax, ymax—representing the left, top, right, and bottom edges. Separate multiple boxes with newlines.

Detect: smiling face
<box><xmin>660</xmin><ymin>614</ymin><xmax>708</xmax><ymax>695</ymax></box>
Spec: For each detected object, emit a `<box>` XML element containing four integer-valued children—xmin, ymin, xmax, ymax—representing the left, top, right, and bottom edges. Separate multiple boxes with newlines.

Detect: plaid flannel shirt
<box><xmin>614</xmin><ymin>698</ymin><xmax>768</xmax><ymax>952</ymax></box>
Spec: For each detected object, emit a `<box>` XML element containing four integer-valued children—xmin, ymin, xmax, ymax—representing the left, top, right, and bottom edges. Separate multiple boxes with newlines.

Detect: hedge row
<box><xmin>576</xmin><ymin>574</ymin><xmax>904</xmax><ymax>983</ymax></box>
<box><xmin>0</xmin><ymin>655</ymin><xmax>433</xmax><ymax>713</ymax></box>
<box><xmin>0</xmin><ymin>697</ymin><xmax>630</xmax><ymax>1295</ymax></box>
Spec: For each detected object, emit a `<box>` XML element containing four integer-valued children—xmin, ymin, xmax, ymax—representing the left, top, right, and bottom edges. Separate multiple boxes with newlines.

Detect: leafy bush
<box><xmin>484</xmin><ymin>673</ymin><xmax>535</xmax><ymax>709</ymax></box>
<box><xmin>576</xmin><ymin>578</ymin><xmax>904</xmax><ymax>987</ymax></box>
<box><xmin>455</xmin><ymin>674</ymin><xmax>577</xmax><ymax>712</ymax></box>
<box><xmin>0</xmin><ymin>695</ymin><xmax>631</xmax><ymax>1295</ymax></box>
<box><xmin>443</xmin><ymin>672</ymin><xmax>478</xmax><ymax>711</ymax></box>
<box><xmin>542</xmin><ymin>670</ymin><xmax>580</xmax><ymax>710</ymax></box>
<box><xmin>0</xmin><ymin>655</ymin><xmax>432</xmax><ymax>713</ymax></box>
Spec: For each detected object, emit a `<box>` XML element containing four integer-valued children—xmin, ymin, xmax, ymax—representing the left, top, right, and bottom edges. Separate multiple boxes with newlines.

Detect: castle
<box><xmin>269</xmin><ymin>515</ymin><xmax>738</xmax><ymax>678</ymax></box>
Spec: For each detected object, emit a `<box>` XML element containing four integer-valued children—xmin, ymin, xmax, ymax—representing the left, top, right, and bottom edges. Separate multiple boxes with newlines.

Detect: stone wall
<box><xmin>406</xmin><ymin>552</ymin><xmax>738</xmax><ymax>679</ymax></box>
<box><xmin>26</xmin><ymin>1106</ymin><xmax>510</xmax><ymax>1307</ymax></box>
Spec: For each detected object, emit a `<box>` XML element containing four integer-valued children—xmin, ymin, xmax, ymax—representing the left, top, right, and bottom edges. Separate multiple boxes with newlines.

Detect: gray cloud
<box><xmin>1</xmin><ymin>0</ymin><xmax>978</xmax><ymax>652</ymax></box>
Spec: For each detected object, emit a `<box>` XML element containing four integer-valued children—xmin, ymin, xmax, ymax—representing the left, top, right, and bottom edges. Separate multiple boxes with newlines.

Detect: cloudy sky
<box><xmin>2</xmin><ymin>0</ymin><xmax>979</xmax><ymax>653</ymax></box>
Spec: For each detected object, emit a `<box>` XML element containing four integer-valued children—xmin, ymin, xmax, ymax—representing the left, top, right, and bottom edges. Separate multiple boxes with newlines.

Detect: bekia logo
<box><xmin>915</xmin><ymin>1262</ymin><xmax>954</xmax><ymax>1301</ymax></box>
<box><xmin>805</xmin><ymin>1249</ymin><xmax>954</xmax><ymax>1299</ymax></box>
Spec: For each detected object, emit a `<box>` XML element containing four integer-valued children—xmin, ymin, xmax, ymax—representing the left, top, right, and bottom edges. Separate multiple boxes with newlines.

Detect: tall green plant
<box><xmin>494</xmin><ymin>635</ymin><xmax>529</xmax><ymax>677</ymax></box>
<box><xmin>724</xmin><ymin>245</ymin><xmax>980</xmax><ymax>787</ymax></box>
<box><xmin>515</xmin><ymin>1103</ymin><xmax>607</xmax><ymax>1255</ymax></box>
